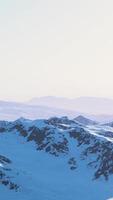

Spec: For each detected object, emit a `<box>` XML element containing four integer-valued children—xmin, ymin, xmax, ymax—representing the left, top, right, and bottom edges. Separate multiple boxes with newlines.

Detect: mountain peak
<box><xmin>75</xmin><ymin>115</ymin><xmax>98</xmax><ymax>125</ymax></box>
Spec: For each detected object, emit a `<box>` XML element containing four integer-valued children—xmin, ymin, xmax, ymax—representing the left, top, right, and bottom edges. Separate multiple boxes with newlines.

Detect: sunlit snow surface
<box><xmin>86</xmin><ymin>124</ymin><xmax>113</xmax><ymax>142</ymax></box>
<box><xmin>0</xmin><ymin>163</ymin><xmax>3</xmax><ymax>167</ymax></box>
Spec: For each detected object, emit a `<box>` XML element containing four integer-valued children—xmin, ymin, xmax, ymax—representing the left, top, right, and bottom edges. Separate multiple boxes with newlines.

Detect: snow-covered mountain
<box><xmin>74</xmin><ymin>115</ymin><xmax>98</xmax><ymax>125</ymax></box>
<box><xmin>0</xmin><ymin>117</ymin><xmax>113</xmax><ymax>200</ymax></box>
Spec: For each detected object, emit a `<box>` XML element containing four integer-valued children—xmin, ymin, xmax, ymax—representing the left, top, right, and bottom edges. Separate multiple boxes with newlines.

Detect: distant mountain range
<box><xmin>0</xmin><ymin>100</ymin><xmax>81</xmax><ymax>121</ymax></box>
<box><xmin>28</xmin><ymin>96</ymin><xmax>113</xmax><ymax>122</ymax></box>
<box><xmin>28</xmin><ymin>96</ymin><xmax>113</xmax><ymax>114</ymax></box>
<box><xmin>0</xmin><ymin>96</ymin><xmax>113</xmax><ymax>122</ymax></box>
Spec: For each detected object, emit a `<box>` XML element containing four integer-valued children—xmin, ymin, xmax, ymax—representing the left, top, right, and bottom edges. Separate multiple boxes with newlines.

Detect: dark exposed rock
<box><xmin>68</xmin><ymin>157</ymin><xmax>77</xmax><ymax>170</ymax></box>
<box><xmin>0</xmin><ymin>155</ymin><xmax>11</xmax><ymax>164</ymax></box>
<box><xmin>48</xmin><ymin>117</ymin><xmax>75</xmax><ymax>126</ymax></box>
<box><xmin>27</xmin><ymin>126</ymin><xmax>69</xmax><ymax>156</ymax></box>
<box><xmin>1</xmin><ymin>179</ymin><xmax>19</xmax><ymax>191</ymax></box>
<box><xmin>82</xmin><ymin>140</ymin><xmax>113</xmax><ymax>180</ymax></box>
<box><xmin>69</xmin><ymin>128</ymin><xmax>95</xmax><ymax>146</ymax></box>
<box><xmin>27</xmin><ymin>127</ymin><xmax>46</xmax><ymax>144</ymax></box>
<box><xmin>69</xmin><ymin>128</ymin><xmax>113</xmax><ymax>180</ymax></box>
<box><xmin>0</xmin><ymin>128</ymin><xmax>6</xmax><ymax>133</ymax></box>
<box><xmin>0</xmin><ymin>155</ymin><xmax>20</xmax><ymax>191</ymax></box>
<box><xmin>14</xmin><ymin>124</ymin><xmax>28</xmax><ymax>137</ymax></box>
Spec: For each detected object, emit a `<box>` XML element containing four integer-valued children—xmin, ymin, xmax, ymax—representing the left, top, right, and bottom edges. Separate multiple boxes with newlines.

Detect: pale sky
<box><xmin>0</xmin><ymin>0</ymin><xmax>113</xmax><ymax>101</ymax></box>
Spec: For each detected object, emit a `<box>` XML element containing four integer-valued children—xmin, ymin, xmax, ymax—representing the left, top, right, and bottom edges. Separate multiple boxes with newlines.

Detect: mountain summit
<box><xmin>75</xmin><ymin>115</ymin><xmax>98</xmax><ymax>125</ymax></box>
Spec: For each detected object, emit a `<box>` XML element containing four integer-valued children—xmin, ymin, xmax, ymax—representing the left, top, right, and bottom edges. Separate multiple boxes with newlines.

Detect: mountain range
<box><xmin>0</xmin><ymin>116</ymin><xmax>113</xmax><ymax>199</ymax></box>
<box><xmin>29</xmin><ymin>96</ymin><xmax>113</xmax><ymax>115</ymax></box>
<box><xmin>0</xmin><ymin>96</ymin><xmax>113</xmax><ymax>122</ymax></box>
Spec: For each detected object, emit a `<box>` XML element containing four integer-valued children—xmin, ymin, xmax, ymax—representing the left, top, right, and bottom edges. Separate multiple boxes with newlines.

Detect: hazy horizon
<box><xmin>0</xmin><ymin>0</ymin><xmax>113</xmax><ymax>101</ymax></box>
<box><xmin>1</xmin><ymin>95</ymin><xmax>113</xmax><ymax>103</ymax></box>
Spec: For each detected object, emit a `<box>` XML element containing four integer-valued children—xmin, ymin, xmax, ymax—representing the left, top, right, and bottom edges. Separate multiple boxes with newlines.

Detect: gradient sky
<box><xmin>0</xmin><ymin>0</ymin><xmax>113</xmax><ymax>101</ymax></box>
